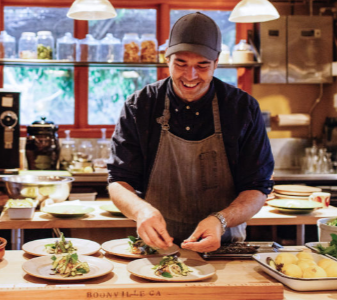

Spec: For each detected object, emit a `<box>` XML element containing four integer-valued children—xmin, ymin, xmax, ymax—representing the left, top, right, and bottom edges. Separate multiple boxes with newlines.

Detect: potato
<box><xmin>318</xmin><ymin>258</ymin><xmax>335</xmax><ymax>270</ymax></box>
<box><xmin>296</xmin><ymin>252</ymin><xmax>314</xmax><ymax>261</ymax></box>
<box><xmin>303</xmin><ymin>265</ymin><xmax>327</xmax><ymax>278</ymax></box>
<box><xmin>297</xmin><ymin>259</ymin><xmax>316</xmax><ymax>272</ymax></box>
<box><xmin>275</xmin><ymin>253</ymin><xmax>298</xmax><ymax>266</ymax></box>
<box><xmin>324</xmin><ymin>261</ymin><xmax>337</xmax><ymax>277</ymax></box>
<box><xmin>282</xmin><ymin>264</ymin><xmax>302</xmax><ymax>278</ymax></box>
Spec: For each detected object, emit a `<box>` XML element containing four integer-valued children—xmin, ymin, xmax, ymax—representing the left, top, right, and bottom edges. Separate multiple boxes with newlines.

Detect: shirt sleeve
<box><xmin>107</xmin><ymin>98</ymin><xmax>144</xmax><ymax>196</ymax></box>
<box><xmin>236</xmin><ymin>99</ymin><xmax>274</xmax><ymax>196</ymax></box>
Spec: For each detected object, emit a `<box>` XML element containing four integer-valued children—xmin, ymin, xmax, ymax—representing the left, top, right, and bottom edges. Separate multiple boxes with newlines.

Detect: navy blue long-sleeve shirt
<box><xmin>108</xmin><ymin>77</ymin><xmax>274</xmax><ymax>198</ymax></box>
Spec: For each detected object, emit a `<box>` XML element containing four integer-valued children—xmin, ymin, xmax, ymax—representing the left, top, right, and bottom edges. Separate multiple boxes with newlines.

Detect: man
<box><xmin>108</xmin><ymin>12</ymin><xmax>274</xmax><ymax>253</ymax></box>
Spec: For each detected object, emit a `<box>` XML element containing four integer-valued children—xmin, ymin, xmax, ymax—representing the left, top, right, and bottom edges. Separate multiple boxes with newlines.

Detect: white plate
<box><xmin>253</xmin><ymin>252</ymin><xmax>337</xmax><ymax>291</ymax></box>
<box><xmin>102</xmin><ymin>238</ymin><xmax>180</xmax><ymax>258</ymax></box>
<box><xmin>22</xmin><ymin>255</ymin><xmax>113</xmax><ymax>281</ymax></box>
<box><xmin>127</xmin><ymin>257</ymin><xmax>215</xmax><ymax>282</ymax></box>
<box><xmin>22</xmin><ymin>238</ymin><xmax>101</xmax><ymax>256</ymax></box>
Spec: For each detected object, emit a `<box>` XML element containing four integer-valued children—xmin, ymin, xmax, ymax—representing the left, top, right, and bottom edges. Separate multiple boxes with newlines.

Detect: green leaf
<box><xmin>70</xmin><ymin>253</ymin><xmax>78</xmax><ymax>263</ymax></box>
<box><xmin>76</xmin><ymin>268</ymin><xmax>88</xmax><ymax>274</ymax></box>
<box><xmin>51</xmin><ymin>255</ymin><xmax>57</xmax><ymax>261</ymax></box>
<box><xmin>128</xmin><ymin>236</ymin><xmax>136</xmax><ymax>243</ymax></box>
<box><xmin>161</xmin><ymin>272</ymin><xmax>173</xmax><ymax>278</ymax></box>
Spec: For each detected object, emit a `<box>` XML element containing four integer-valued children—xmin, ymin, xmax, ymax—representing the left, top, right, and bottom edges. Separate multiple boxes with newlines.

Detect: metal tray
<box><xmin>202</xmin><ymin>241</ymin><xmax>283</xmax><ymax>259</ymax></box>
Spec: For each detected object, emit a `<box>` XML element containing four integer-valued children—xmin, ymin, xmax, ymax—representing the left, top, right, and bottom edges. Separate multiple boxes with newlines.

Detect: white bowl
<box><xmin>317</xmin><ymin>218</ymin><xmax>337</xmax><ymax>242</ymax></box>
<box><xmin>7</xmin><ymin>206</ymin><xmax>36</xmax><ymax>219</ymax></box>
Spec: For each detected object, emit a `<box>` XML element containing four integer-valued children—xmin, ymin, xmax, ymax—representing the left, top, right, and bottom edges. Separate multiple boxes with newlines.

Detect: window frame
<box><xmin>0</xmin><ymin>0</ymin><xmax>253</xmax><ymax>138</ymax></box>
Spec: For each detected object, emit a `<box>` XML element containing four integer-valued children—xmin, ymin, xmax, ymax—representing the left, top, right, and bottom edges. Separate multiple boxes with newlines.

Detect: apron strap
<box><xmin>156</xmin><ymin>94</ymin><xmax>170</xmax><ymax>131</ymax></box>
<box><xmin>212</xmin><ymin>94</ymin><xmax>222</xmax><ymax>134</ymax></box>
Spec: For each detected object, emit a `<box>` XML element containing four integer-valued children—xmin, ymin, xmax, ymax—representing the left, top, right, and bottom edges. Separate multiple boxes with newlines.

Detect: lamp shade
<box><xmin>229</xmin><ymin>0</ymin><xmax>280</xmax><ymax>23</ymax></box>
<box><xmin>67</xmin><ymin>0</ymin><xmax>117</xmax><ymax>20</ymax></box>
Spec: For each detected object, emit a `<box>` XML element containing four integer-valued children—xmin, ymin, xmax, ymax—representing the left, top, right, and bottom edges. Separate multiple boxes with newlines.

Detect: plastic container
<box><xmin>99</xmin><ymin>33</ymin><xmax>122</xmax><ymax>62</ymax></box>
<box><xmin>158</xmin><ymin>39</ymin><xmax>168</xmax><ymax>63</ymax></box>
<box><xmin>8</xmin><ymin>206</ymin><xmax>36</xmax><ymax>219</ymax></box>
<box><xmin>18</xmin><ymin>32</ymin><xmax>37</xmax><ymax>59</ymax></box>
<box><xmin>218</xmin><ymin>44</ymin><xmax>230</xmax><ymax>64</ymax></box>
<box><xmin>232</xmin><ymin>39</ymin><xmax>255</xmax><ymax>63</ymax></box>
<box><xmin>96</xmin><ymin>128</ymin><xmax>110</xmax><ymax>160</ymax></box>
<box><xmin>37</xmin><ymin>31</ymin><xmax>54</xmax><ymax>59</ymax></box>
<box><xmin>77</xmin><ymin>34</ymin><xmax>100</xmax><ymax>61</ymax></box>
<box><xmin>59</xmin><ymin>130</ymin><xmax>76</xmax><ymax>170</ymax></box>
<box><xmin>122</xmin><ymin>33</ymin><xmax>140</xmax><ymax>62</ymax></box>
<box><xmin>317</xmin><ymin>218</ymin><xmax>337</xmax><ymax>242</ymax></box>
<box><xmin>56</xmin><ymin>32</ymin><xmax>77</xmax><ymax>61</ymax></box>
<box><xmin>0</xmin><ymin>31</ymin><xmax>16</xmax><ymax>58</ymax></box>
<box><xmin>140</xmin><ymin>33</ymin><xmax>157</xmax><ymax>62</ymax></box>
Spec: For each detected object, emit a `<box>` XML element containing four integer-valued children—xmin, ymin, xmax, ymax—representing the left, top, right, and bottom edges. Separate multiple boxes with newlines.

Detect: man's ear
<box><xmin>165</xmin><ymin>56</ymin><xmax>170</xmax><ymax>64</ymax></box>
<box><xmin>214</xmin><ymin>57</ymin><xmax>219</xmax><ymax>69</ymax></box>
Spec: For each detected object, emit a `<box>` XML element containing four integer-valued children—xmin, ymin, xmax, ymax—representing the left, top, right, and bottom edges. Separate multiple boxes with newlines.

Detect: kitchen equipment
<box><xmin>317</xmin><ymin>218</ymin><xmax>337</xmax><ymax>242</ymax></box>
<box><xmin>260</xmin><ymin>16</ymin><xmax>333</xmax><ymax>84</ymax></box>
<box><xmin>77</xmin><ymin>34</ymin><xmax>99</xmax><ymax>61</ymax></box>
<box><xmin>18</xmin><ymin>32</ymin><xmax>37</xmax><ymax>59</ymax></box>
<box><xmin>56</xmin><ymin>32</ymin><xmax>77</xmax><ymax>61</ymax></box>
<box><xmin>42</xmin><ymin>204</ymin><xmax>94</xmax><ymax>218</ymax></box>
<box><xmin>37</xmin><ymin>31</ymin><xmax>54</xmax><ymax>59</ymax></box>
<box><xmin>2</xmin><ymin>175</ymin><xmax>74</xmax><ymax>204</ymax></box>
<box><xmin>98</xmin><ymin>33</ymin><xmax>122</xmax><ymax>62</ymax></box>
<box><xmin>25</xmin><ymin>117</ymin><xmax>60</xmax><ymax>170</ymax></box>
<box><xmin>59</xmin><ymin>129</ymin><xmax>76</xmax><ymax>170</ymax></box>
<box><xmin>0</xmin><ymin>89</ymin><xmax>20</xmax><ymax>171</ymax></box>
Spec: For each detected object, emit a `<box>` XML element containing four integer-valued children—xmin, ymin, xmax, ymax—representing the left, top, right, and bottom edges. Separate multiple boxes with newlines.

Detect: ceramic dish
<box><xmin>253</xmin><ymin>252</ymin><xmax>337</xmax><ymax>291</ymax></box>
<box><xmin>267</xmin><ymin>199</ymin><xmax>322</xmax><ymax>214</ymax></box>
<box><xmin>274</xmin><ymin>193</ymin><xmax>309</xmax><ymax>200</ymax></box>
<box><xmin>102</xmin><ymin>238</ymin><xmax>180</xmax><ymax>258</ymax></box>
<box><xmin>42</xmin><ymin>205</ymin><xmax>94</xmax><ymax>218</ymax></box>
<box><xmin>273</xmin><ymin>185</ymin><xmax>322</xmax><ymax>196</ymax></box>
<box><xmin>22</xmin><ymin>255</ymin><xmax>113</xmax><ymax>281</ymax></box>
<box><xmin>305</xmin><ymin>241</ymin><xmax>337</xmax><ymax>261</ymax></box>
<box><xmin>127</xmin><ymin>257</ymin><xmax>215</xmax><ymax>282</ymax></box>
<box><xmin>100</xmin><ymin>204</ymin><xmax>125</xmax><ymax>217</ymax></box>
<box><xmin>22</xmin><ymin>237</ymin><xmax>101</xmax><ymax>256</ymax></box>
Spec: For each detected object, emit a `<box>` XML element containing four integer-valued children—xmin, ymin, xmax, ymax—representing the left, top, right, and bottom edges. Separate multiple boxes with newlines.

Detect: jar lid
<box><xmin>27</xmin><ymin>117</ymin><xmax>59</xmax><ymax>135</ymax></box>
<box><xmin>21</xmin><ymin>32</ymin><xmax>36</xmax><ymax>37</ymax></box>
<box><xmin>37</xmin><ymin>31</ymin><xmax>52</xmax><ymax>36</ymax></box>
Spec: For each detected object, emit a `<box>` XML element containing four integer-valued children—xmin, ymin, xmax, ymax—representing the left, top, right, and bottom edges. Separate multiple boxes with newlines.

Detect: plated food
<box><xmin>102</xmin><ymin>238</ymin><xmax>179</xmax><ymax>258</ymax></box>
<box><xmin>153</xmin><ymin>255</ymin><xmax>192</xmax><ymax>278</ymax></box>
<box><xmin>44</xmin><ymin>232</ymin><xmax>77</xmax><ymax>254</ymax></box>
<box><xmin>128</xmin><ymin>236</ymin><xmax>158</xmax><ymax>255</ymax></box>
<box><xmin>22</xmin><ymin>254</ymin><xmax>113</xmax><ymax>281</ymax></box>
<box><xmin>253</xmin><ymin>251</ymin><xmax>337</xmax><ymax>291</ymax></box>
<box><xmin>127</xmin><ymin>256</ymin><xmax>215</xmax><ymax>282</ymax></box>
<box><xmin>22</xmin><ymin>237</ymin><xmax>101</xmax><ymax>256</ymax></box>
<box><xmin>42</xmin><ymin>204</ymin><xmax>94</xmax><ymax>218</ymax></box>
<box><xmin>51</xmin><ymin>253</ymin><xmax>89</xmax><ymax>277</ymax></box>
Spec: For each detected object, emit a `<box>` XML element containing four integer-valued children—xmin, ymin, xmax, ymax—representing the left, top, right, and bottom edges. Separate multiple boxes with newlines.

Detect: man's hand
<box><xmin>181</xmin><ymin>216</ymin><xmax>222</xmax><ymax>252</ymax></box>
<box><xmin>136</xmin><ymin>204</ymin><xmax>173</xmax><ymax>250</ymax></box>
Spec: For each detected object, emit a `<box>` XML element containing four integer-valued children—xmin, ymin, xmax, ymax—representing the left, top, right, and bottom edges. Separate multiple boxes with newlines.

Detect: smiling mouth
<box><xmin>182</xmin><ymin>81</ymin><xmax>199</xmax><ymax>88</ymax></box>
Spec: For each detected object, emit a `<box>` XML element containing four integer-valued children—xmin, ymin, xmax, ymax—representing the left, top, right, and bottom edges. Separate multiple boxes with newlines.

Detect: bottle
<box><xmin>59</xmin><ymin>130</ymin><xmax>76</xmax><ymax>170</ymax></box>
<box><xmin>18</xmin><ymin>32</ymin><xmax>37</xmax><ymax>59</ymax></box>
<box><xmin>232</xmin><ymin>39</ymin><xmax>254</xmax><ymax>63</ymax></box>
<box><xmin>99</xmin><ymin>33</ymin><xmax>122</xmax><ymax>62</ymax></box>
<box><xmin>94</xmin><ymin>128</ymin><xmax>111</xmax><ymax>172</ymax></box>
<box><xmin>37</xmin><ymin>31</ymin><xmax>54</xmax><ymax>59</ymax></box>
<box><xmin>77</xmin><ymin>34</ymin><xmax>100</xmax><ymax>61</ymax></box>
<box><xmin>0</xmin><ymin>31</ymin><xmax>16</xmax><ymax>58</ymax></box>
<box><xmin>56</xmin><ymin>32</ymin><xmax>77</xmax><ymax>61</ymax></box>
<box><xmin>140</xmin><ymin>33</ymin><xmax>157</xmax><ymax>62</ymax></box>
<box><xmin>122</xmin><ymin>33</ymin><xmax>140</xmax><ymax>62</ymax></box>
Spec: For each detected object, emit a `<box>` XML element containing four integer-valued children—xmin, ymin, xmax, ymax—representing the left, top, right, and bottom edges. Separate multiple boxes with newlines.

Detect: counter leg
<box><xmin>11</xmin><ymin>229</ymin><xmax>24</xmax><ymax>250</ymax></box>
<box><xmin>296</xmin><ymin>224</ymin><xmax>305</xmax><ymax>245</ymax></box>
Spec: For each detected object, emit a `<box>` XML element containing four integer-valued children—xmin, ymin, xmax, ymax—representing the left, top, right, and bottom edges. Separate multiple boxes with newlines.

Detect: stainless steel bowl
<box><xmin>2</xmin><ymin>175</ymin><xmax>74</xmax><ymax>203</ymax></box>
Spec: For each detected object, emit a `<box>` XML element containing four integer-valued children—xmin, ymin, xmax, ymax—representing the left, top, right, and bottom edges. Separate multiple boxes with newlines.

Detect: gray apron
<box><xmin>145</xmin><ymin>93</ymin><xmax>246</xmax><ymax>244</ymax></box>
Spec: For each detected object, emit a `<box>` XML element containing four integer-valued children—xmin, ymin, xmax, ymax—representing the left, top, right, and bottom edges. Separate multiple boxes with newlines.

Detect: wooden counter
<box><xmin>1</xmin><ymin>248</ymin><xmax>337</xmax><ymax>300</ymax></box>
<box><xmin>2</xmin><ymin>201</ymin><xmax>337</xmax><ymax>248</ymax></box>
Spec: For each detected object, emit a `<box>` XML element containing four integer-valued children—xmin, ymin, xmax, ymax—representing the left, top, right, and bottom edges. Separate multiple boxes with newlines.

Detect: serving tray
<box><xmin>202</xmin><ymin>241</ymin><xmax>283</xmax><ymax>259</ymax></box>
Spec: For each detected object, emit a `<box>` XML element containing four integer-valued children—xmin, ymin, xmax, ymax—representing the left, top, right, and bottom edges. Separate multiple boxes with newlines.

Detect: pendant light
<box><xmin>67</xmin><ymin>0</ymin><xmax>117</xmax><ymax>20</ymax></box>
<box><xmin>229</xmin><ymin>0</ymin><xmax>280</xmax><ymax>23</ymax></box>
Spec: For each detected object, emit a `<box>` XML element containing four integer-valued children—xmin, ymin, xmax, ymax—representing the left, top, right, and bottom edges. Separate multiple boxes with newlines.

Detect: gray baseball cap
<box><xmin>165</xmin><ymin>12</ymin><xmax>222</xmax><ymax>60</ymax></box>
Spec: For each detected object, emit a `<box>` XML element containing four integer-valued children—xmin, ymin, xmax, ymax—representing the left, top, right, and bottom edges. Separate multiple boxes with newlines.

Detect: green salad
<box><xmin>51</xmin><ymin>253</ymin><xmax>89</xmax><ymax>277</ymax></box>
<box><xmin>45</xmin><ymin>232</ymin><xmax>77</xmax><ymax>254</ymax></box>
<box><xmin>315</xmin><ymin>233</ymin><xmax>337</xmax><ymax>258</ymax></box>
<box><xmin>152</xmin><ymin>255</ymin><xmax>192</xmax><ymax>278</ymax></box>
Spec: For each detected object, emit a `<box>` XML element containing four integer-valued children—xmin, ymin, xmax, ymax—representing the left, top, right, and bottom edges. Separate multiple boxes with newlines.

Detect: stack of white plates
<box><xmin>273</xmin><ymin>184</ymin><xmax>322</xmax><ymax>200</ymax></box>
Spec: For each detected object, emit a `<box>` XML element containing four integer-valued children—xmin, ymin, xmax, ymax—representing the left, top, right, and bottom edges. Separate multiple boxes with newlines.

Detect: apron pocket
<box><xmin>199</xmin><ymin>151</ymin><xmax>218</xmax><ymax>190</ymax></box>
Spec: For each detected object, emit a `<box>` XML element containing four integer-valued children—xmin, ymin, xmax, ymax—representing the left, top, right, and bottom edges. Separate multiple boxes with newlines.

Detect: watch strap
<box><xmin>210</xmin><ymin>212</ymin><xmax>227</xmax><ymax>235</ymax></box>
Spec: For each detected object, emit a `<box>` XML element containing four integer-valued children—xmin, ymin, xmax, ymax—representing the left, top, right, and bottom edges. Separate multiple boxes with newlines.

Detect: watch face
<box><xmin>0</xmin><ymin>111</ymin><xmax>18</xmax><ymax>128</ymax></box>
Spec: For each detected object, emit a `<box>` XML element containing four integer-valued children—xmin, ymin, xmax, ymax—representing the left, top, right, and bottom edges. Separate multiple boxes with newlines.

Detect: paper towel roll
<box><xmin>276</xmin><ymin>114</ymin><xmax>310</xmax><ymax>126</ymax></box>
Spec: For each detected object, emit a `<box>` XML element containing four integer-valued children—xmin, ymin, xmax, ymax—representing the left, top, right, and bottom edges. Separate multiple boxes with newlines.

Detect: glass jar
<box><xmin>77</xmin><ymin>34</ymin><xmax>100</xmax><ymax>61</ymax></box>
<box><xmin>56</xmin><ymin>32</ymin><xmax>77</xmax><ymax>61</ymax></box>
<box><xmin>218</xmin><ymin>44</ymin><xmax>230</xmax><ymax>64</ymax></box>
<box><xmin>122</xmin><ymin>33</ymin><xmax>140</xmax><ymax>62</ymax></box>
<box><xmin>37</xmin><ymin>31</ymin><xmax>54</xmax><ymax>59</ymax></box>
<box><xmin>232</xmin><ymin>39</ymin><xmax>254</xmax><ymax>63</ymax></box>
<box><xmin>25</xmin><ymin>117</ymin><xmax>60</xmax><ymax>170</ymax></box>
<box><xmin>0</xmin><ymin>31</ymin><xmax>16</xmax><ymax>58</ymax></box>
<box><xmin>18</xmin><ymin>32</ymin><xmax>37</xmax><ymax>59</ymax></box>
<box><xmin>59</xmin><ymin>129</ymin><xmax>76</xmax><ymax>170</ymax></box>
<box><xmin>140</xmin><ymin>33</ymin><xmax>157</xmax><ymax>63</ymax></box>
<box><xmin>158</xmin><ymin>39</ymin><xmax>168</xmax><ymax>63</ymax></box>
<box><xmin>99</xmin><ymin>33</ymin><xmax>122</xmax><ymax>62</ymax></box>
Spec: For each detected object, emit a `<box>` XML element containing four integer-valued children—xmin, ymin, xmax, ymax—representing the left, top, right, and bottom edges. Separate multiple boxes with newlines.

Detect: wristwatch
<box><xmin>210</xmin><ymin>212</ymin><xmax>227</xmax><ymax>235</ymax></box>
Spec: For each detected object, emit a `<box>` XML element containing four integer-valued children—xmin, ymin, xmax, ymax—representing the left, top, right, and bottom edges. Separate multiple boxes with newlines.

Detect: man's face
<box><xmin>166</xmin><ymin>52</ymin><xmax>218</xmax><ymax>103</ymax></box>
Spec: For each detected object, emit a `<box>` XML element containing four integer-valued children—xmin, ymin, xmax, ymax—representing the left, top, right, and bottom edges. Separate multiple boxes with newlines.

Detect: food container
<box><xmin>140</xmin><ymin>33</ymin><xmax>157</xmax><ymax>62</ymax></box>
<box><xmin>0</xmin><ymin>31</ymin><xmax>16</xmax><ymax>58</ymax></box>
<box><xmin>18</xmin><ymin>32</ymin><xmax>37</xmax><ymax>59</ymax></box>
<box><xmin>122</xmin><ymin>33</ymin><xmax>140</xmax><ymax>62</ymax></box>
<box><xmin>218</xmin><ymin>44</ymin><xmax>230</xmax><ymax>64</ymax></box>
<box><xmin>317</xmin><ymin>218</ymin><xmax>337</xmax><ymax>242</ymax></box>
<box><xmin>5</xmin><ymin>198</ymin><xmax>38</xmax><ymax>219</ymax></box>
<box><xmin>37</xmin><ymin>31</ymin><xmax>54</xmax><ymax>59</ymax></box>
<box><xmin>2</xmin><ymin>175</ymin><xmax>74</xmax><ymax>204</ymax></box>
<box><xmin>56</xmin><ymin>32</ymin><xmax>77</xmax><ymax>61</ymax></box>
<box><xmin>77</xmin><ymin>34</ymin><xmax>99</xmax><ymax>61</ymax></box>
<box><xmin>232</xmin><ymin>39</ymin><xmax>255</xmax><ymax>63</ymax></box>
<box><xmin>0</xmin><ymin>237</ymin><xmax>7</xmax><ymax>260</ymax></box>
<box><xmin>99</xmin><ymin>33</ymin><xmax>122</xmax><ymax>62</ymax></box>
